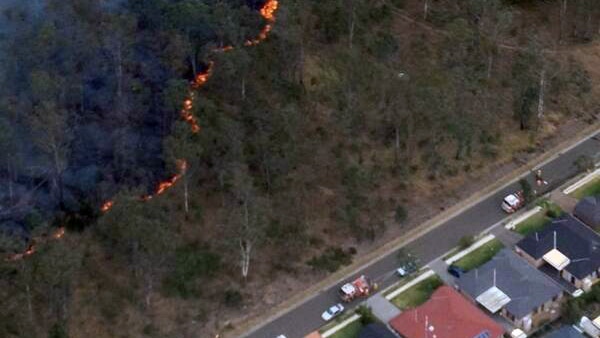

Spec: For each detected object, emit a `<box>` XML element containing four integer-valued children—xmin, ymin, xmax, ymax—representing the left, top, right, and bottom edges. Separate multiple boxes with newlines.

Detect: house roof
<box><xmin>388</xmin><ymin>286</ymin><xmax>504</xmax><ymax>338</ymax></box>
<box><xmin>574</xmin><ymin>195</ymin><xmax>600</xmax><ymax>228</ymax></box>
<box><xmin>457</xmin><ymin>248</ymin><xmax>563</xmax><ymax>319</ymax></box>
<box><xmin>516</xmin><ymin>214</ymin><xmax>600</xmax><ymax>279</ymax></box>
<box><xmin>543</xmin><ymin>326</ymin><xmax>586</xmax><ymax>338</ymax></box>
<box><xmin>358</xmin><ymin>323</ymin><xmax>396</xmax><ymax>338</ymax></box>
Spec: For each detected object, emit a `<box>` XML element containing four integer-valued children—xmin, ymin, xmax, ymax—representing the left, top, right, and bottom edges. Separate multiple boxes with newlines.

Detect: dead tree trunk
<box><xmin>240</xmin><ymin>199</ymin><xmax>252</xmax><ymax>279</ymax></box>
<box><xmin>184</xmin><ymin>175</ymin><xmax>189</xmax><ymax>214</ymax></box>
<box><xmin>487</xmin><ymin>54</ymin><xmax>494</xmax><ymax>79</ymax></box>
<box><xmin>394</xmin><ymin>125</ymin><xmax>400</xmax><ymax>165</ymax></box>
<box><xmin>537</xmin><ymin>68</ymin><xmax>546</xmax><ymax>119</ymax></box>
<box><xmin>241</xmin><ymin>76</ymin><xmax>246</xmax><ymax>101</ymax></box>
<box><xmin>559</xmin><ymin>0</ymin><xmax>568</xmax><ymax>43</ymax></box>
<box><xmin>240</xmin><ymin>239</ymin><xmax>252</xmax><ymax>279</ymax></box>
<box><xmin>348</xmin><ymin>3</ymin><xmax>356</xmax><ymax>50</ymax></box>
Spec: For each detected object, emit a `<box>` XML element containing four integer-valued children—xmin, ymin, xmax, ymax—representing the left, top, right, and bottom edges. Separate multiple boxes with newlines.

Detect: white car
<box><xmin>275</xmin><ymin>335</ymin><xmax>287</xmax><ymax>338</ymax></box>
<box><xmin>321</xmin><ymin>304</ymin><xmax>344</xmax><ymax>321</ymax></box>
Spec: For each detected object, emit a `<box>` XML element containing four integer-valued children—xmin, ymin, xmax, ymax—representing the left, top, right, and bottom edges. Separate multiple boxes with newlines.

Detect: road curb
<box><xmin>233</xmin><ymin>123</ymin><xmax>600</xmax><ymax>338</ymax></box>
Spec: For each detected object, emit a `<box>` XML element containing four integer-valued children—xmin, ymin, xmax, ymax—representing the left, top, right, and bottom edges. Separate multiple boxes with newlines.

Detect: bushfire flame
<box><xmin>6</xmin><ymin>0</ymin><xmax>279</xmax><ymax>262</ymax></box>
<box><xmin>5</xmin><ymin>227</ymin><xmax>66</xmax><ymax>261</ymax></box>
<box><xmin>260</xmin><ymin>0</ymin><xmax>278</xmax><ymax>21</ymax></box>
<box><xmin>100</xmin><ymin>200</ymin><xmax>114</xmax><ymax>212</ymax></box>
<box><xmin>147</xmin><ymin>159</ymin><xmax>188</xmax><ymax>197</ymax></box>
<box><xmin>246</xmin><ymin>0</ymin><xmax>278</xmax><ymax>46</ymax></box>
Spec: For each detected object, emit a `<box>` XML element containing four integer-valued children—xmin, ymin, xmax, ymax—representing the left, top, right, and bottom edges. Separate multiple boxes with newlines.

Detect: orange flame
<box><xmin>191</xmin><ymin>61</ymin><xmax>215</xmax><ymax>89</ymax></box>
<box><xmin>260</xmin><ymin>0</ymin><xmax>278</xmax><ymax>21</ymax></box>
<box><xmin>100</xmin><ymin>200</ymin><xmax>114</xmax><ymax>212</ymax></box>
<box><xmin>4</xmin><ymin>230</ymin><xmax>58</xmax><ymax>261</ymax></box>
<box><xmin>245</xmin><ymin>0</ymin><xmax>278</xmax><ymax>46</ymax></box>
<box><xmin>214</xmin><ymin>45</ymin><xmax>234</xmax><ymax>53</ymax></box>
<box><xmin>52</xmin><ymin>227</ymin><xmax>65</xmax><ymax>239</ymax></box>
<box><xmin>142</xmin><ymin>159</ymin><xmax>188</xmax><ymax>198</ymax></box>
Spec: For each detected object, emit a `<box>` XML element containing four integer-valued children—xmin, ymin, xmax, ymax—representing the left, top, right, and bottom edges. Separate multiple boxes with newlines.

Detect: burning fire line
<box><xmin>5</xmin><ymin>227</ymin><xmax>66</xmax><ymax>261</ymax></box>
<box><xmin>6</xmin><ymin>0</ymin><xmax>279</xmax><ymax>262</ymax></box>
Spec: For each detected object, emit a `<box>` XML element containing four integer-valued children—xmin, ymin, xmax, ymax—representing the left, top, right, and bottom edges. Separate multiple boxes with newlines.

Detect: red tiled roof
<box><xmin>389</xmin><ymin>286</ymin><xmax>504</xmax><ymax>338</ymax></box>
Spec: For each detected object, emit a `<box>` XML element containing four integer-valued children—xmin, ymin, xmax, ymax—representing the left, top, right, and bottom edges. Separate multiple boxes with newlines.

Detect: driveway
<box><xmin>365</xmin><ymin>294</ymin><xmax>401</xmax><ymax>323</ymax></box>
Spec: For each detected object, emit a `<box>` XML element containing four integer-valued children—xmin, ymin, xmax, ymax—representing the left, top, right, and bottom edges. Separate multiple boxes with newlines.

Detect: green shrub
<box><xmin>390</xmin><ymin>0</ymin><xmax>406</xmax><ymax>9</ymax></box>
<box><xmin>458</xmin><ymin>235</ymin><xmax>475</xmax><ymax>249</ymax></box>
<box><xmin>306</xmin><ymin>247</ymin><xmax>352</xmax><ymax>272</ymax></box>
<box><xmin>223</xmin><ymin>289</ymin><xmax>243</xmax><ymax>307</ymax></box>
<box><xmin>395</xmin><ymin>205</ymin><xmax>408</xmax><ymax>223</ymax></box>
<box><xmin>546</xmin><ymin>207</ymin><xmax>561</xmax><ymax>219</ymax></box>
<box><xmin>356</xmin><ymin>305</ymin><xmax>376</xmax><ymax>325</ymax></box>
<box><xmin>142</xmin><ymin>324</ymin><xmax>157</xmax><ymax>335</ymax></box>
<box><xmin>48</xmin><ymin>323</ymin><xmax>68</xmax><ymax>338</ymax></box>
<box><xmin>162</xmin><ymin>245</ymin><xmax>221</xmax><ymax>298</ymax></box>
<box><xmin>519</xmin><ymin>179</ymin><xmax>534</xmax><ymax>203</ymax></box>
<box><xmin>574</xmin><ymin>155</ymin><xmax>595</xmax><ymax>172</ymax></box>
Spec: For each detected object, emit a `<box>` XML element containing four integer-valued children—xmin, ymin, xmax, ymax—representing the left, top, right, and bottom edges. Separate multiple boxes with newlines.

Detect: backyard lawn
<box><xmin>390</xmin><ymin>275</ymin><xmax>443</xmax><ymax>310</ymax></box>
<box><xmin>328</xmin><ymin>320</ymin><xmax>362</xmax><ymax>338</ymax></box>
<box><xmin>454</xmin><ymin>239</ymin><xmax>504</xmax><ymax>271</ymax></box>
<box><xmin>571</xmin><ymin>177</ymin><xmax>600</xmax><ymax>199</ymax></box>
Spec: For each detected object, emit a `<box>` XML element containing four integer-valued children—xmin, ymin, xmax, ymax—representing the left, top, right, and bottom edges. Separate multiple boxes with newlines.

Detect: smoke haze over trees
<box><xmin>0</xmin><ymin>0</ymin><xmax>598</xmax><ymax>337</ymax></box>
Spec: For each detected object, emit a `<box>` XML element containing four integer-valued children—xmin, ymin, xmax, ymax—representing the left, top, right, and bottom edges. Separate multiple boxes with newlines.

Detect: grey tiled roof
<box><xmin>457</xmin><ymin>248</ymin><xmax>563</xmax><ymax>319</ymax></box>
<box><xmin>358</xmin><ymin>323</ymin><xmax>396</xmax><ymax>338</ymax></box>
<box><xmin>543</xmin><ymin>325</ymin><xmax>586</xmax><ymax>338</ymax></box>
<box><xmin>516</xmin><ymin>214</ymin><xmax>600</xmax><ymax>279</ymax></box>
<box><xmin>574</xmin><ymin>195</ymin><xmax>600</xmax><ymax>229</ymax></box>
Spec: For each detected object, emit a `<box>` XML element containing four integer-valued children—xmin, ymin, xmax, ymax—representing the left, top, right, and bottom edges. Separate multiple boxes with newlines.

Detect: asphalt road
<box><xmin>244</xmin><ymin>131</ymin><xmax>600</xmax><ymax>338</ymax></box>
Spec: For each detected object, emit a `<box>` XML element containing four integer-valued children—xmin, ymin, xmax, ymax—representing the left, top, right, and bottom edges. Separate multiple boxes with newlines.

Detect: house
<box><xmin>574</xmin><ymin>195</ymin><xmax>600</xmax><ymax>229</ymax></box>
<box><xmin>543</xmin><ymin>325</ymin><xmax>586</xmax><ymax>338</ymax></box>
<box><xmin>358</xmin><ymin>323</ymin><xmax>396</xmax><ymax>338</ymax></box>
<box><xmin>388</xmin><ymin>285</ymin><xmax>504</xmax><ymax>338</ymax></box>
<box><xmin>457</xmin><ymin>248</ymin><xmax>564</xmax><ymax>332</ymax></box>
<box><xmin>515</xmin><ymin>214</ymin><xmax>600</xmax><ymax>291</ymax></box>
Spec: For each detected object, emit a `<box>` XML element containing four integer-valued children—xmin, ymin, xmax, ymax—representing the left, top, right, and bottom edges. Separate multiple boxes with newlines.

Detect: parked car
<box><xmin>275</xmin><ymin>335</ymin><xmax>287</xmax><ymax>338</ymax></box>
<box><xmin>501</xmin><ymin>191</ymin><xmax>525</xmax><ymax>213</ymax></box>
<box><xmin>447</xmin><ymin>265</ymin><xmax>465</xmax><ymax>278</ymax></box>
<box><xmin>396</xmin><ymin>261</ymin><xmax>418</xmax><ymax>277</ymax></box>
<box><xmin>321</xmin><ymin>304</ymin><xmax>345</xmax><ymax>321</ymax></box>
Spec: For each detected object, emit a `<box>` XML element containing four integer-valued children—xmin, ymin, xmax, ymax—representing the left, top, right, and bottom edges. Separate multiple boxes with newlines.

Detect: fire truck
<box><xmin>339</xmin><ymin>275</ymin><xmax>375</xmax><ymax>302</ymax></box>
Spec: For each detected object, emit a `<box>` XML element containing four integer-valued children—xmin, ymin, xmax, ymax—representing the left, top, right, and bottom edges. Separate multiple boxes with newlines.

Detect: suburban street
<box><xmin>244</xmin><ymin>131</ymin><xmax>600</xmax><ymax>338</ymax></box>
